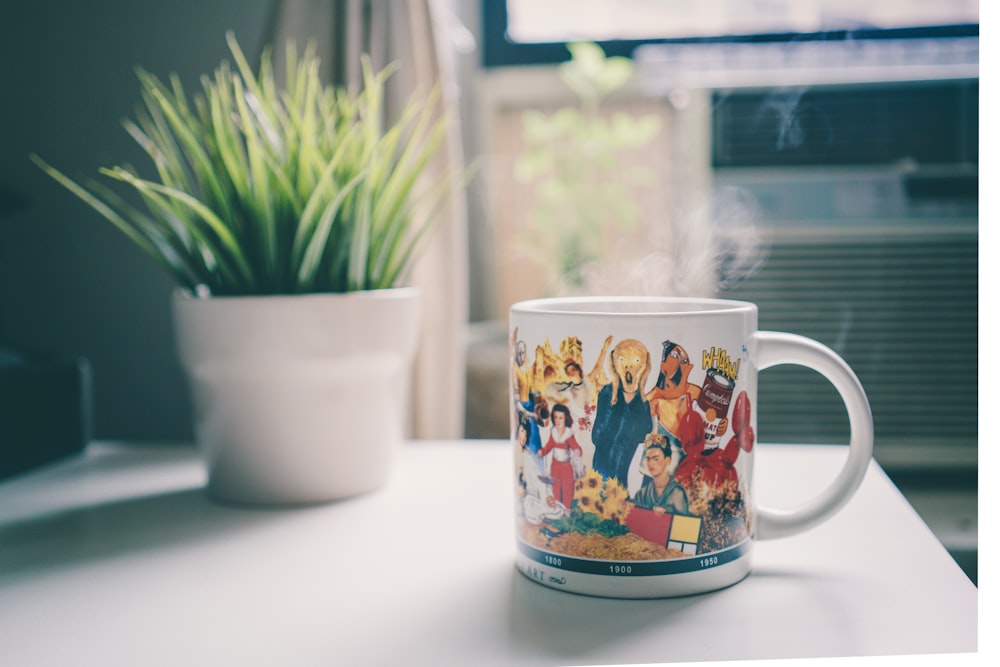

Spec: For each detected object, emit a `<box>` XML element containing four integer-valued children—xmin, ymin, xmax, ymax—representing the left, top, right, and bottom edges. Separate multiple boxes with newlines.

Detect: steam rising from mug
<box><xmin>572</xmin><ymin>186</ymin><xmax>769</xmax><ymax>298</ymax></box>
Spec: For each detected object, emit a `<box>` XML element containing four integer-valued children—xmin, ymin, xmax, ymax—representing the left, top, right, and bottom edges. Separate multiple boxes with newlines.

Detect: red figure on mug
<box><xmin>539</xmin><ymin>403</ymin><xmax>583</xmax><ymax>510</ymax></box>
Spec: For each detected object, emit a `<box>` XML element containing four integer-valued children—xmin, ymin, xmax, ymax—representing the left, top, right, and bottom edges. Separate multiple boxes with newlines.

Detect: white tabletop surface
<box><xmin>0</xmin><ymin>441</ymin><xmax>979</xmax><ymax>666</ymax></box>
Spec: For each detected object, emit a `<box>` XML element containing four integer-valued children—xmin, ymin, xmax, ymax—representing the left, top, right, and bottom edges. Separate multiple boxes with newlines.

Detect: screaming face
<box><xmin>610</xmin><ymin>339</ymin><xmax>650</xmax><ymax>399</ymax></box>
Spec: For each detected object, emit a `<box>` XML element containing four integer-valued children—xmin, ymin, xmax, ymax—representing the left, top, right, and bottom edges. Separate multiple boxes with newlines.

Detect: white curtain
<box><xmin>265</xmin><ymin>0</ymin><xmax>470</xmax><ymax>439</ymax></box>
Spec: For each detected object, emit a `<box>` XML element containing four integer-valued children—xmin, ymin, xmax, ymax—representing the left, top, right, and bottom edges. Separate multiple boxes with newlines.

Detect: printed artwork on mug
<box><xmin>512</xmin><ymin>329</ymin><xmax>755</xmax><ymax>567</ymax></box>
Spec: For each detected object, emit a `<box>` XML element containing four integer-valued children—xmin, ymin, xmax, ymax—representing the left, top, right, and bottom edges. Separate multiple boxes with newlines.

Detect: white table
<box><xmin>0</xmin><ymin>441</ymin><xmax>978</xmax><ymax>666</ymax></box>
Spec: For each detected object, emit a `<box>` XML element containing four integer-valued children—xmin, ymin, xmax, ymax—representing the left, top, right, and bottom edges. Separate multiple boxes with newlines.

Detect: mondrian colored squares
<box><xmin>667</xmin><ymin>515</ymin><xmax>702</xmax><ymax>555</ymax></box>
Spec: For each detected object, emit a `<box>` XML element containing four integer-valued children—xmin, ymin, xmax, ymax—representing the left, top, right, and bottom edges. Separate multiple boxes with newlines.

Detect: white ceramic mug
<box><xmin>509</xmin><ymin>296</ymin><xmax>873</xmax><ymax>598</ymax></box>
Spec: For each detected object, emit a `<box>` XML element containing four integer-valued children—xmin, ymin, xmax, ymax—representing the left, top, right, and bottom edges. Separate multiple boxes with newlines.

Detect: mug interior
<box><xmin>511</xmin><ymin>296</ymin><xmax>754</xmax><ymax>316</ymax></box>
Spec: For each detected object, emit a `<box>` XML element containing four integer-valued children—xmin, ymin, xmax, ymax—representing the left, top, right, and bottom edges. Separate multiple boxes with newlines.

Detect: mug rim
<box><xmin>510</xmin><ymin>296</ymin><xmax>756</xmax><ymax>316</ymax></box>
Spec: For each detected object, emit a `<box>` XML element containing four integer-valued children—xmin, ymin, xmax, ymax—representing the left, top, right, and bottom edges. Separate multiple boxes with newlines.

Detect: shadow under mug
<box><xmin>509</xmin><ymin>296</ymin><xmax>873</xmax><ymax>598</ymax></box>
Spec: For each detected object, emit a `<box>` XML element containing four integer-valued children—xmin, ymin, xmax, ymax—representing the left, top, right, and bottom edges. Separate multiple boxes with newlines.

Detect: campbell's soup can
<box><xmin>698</xmin><ymin>368</ymin><xmax>735</xmax><ymax>446</ymax></box>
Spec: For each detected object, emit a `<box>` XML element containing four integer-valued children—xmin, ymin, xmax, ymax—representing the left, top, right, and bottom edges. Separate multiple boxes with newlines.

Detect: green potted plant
<box><xmin>32</xmin><ymin>33</ymin><xmax>453</xmax><ymax>505</ymax></box>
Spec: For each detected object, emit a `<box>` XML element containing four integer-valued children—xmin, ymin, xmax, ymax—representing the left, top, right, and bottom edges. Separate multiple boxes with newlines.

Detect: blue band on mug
<box><xmin>517</xmin><ymin>538</ymin><xmax>752</xmax><ymax>577</ymax></box>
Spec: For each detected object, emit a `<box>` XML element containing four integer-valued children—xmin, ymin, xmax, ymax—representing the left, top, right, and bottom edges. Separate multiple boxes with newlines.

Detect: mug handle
<box><xmin>754</xmin><ymin>332</ymin><xmax>875</xmax><ymax>540</ymax></box>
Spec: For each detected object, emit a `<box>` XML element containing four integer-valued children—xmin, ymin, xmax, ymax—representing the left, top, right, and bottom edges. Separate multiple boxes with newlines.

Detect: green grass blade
<box><xmin>291</xmin><ymin>122</ymin><xmax>361</xmax><ymax>259</ymax></box>
<box><xmin>346</xmin><ymin>185</ymin><xmax>373</xmax><ymax>290</ymax></box>
<box><xmin>139</xmin><ymin>71</ymin><xmax>235</xmax><ymax>226</ymax></box>
<box><xmin>30</xmin><ymin>155</ymin><xmax>198</xmax><ymax>285</ymax></box>
<box><xmin>86</xmin><ymin>179</ymin><xmax>208</xmax><ymax>288</ymax></box>
<box><xmin>295</xmin><ymin>169</ymin><xmax>367</xmax><ymax>290</ymax></box>
<box><xmin>207</xmin><ymin>74</ymin><xmax>252</xmax><ymax>205</ymax></box>
<box><xmin>101</xmin><ymin>166</ymin><xmax>254</xmax><ymax>288</ymax></box>
<box><xmin>135</xmin><ymin>93</ymin><xmax>196</xmax><ymax>195</ymax></box>
<box><xmin>232</xmin><ymin>75</ymin><xmax>276</xmax><ymax>275</ymax></box>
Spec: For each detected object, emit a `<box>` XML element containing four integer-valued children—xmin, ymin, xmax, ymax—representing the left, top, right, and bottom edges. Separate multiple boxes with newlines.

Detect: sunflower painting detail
<box><xmin>573</xmin><ymin>470</ymin><xmax>603</xmax><ymax>510</ymax></box>
<box><xmin>573</xmin><ymin>469</ymin><xmax>631</xmax><ymax>524</ymax></box>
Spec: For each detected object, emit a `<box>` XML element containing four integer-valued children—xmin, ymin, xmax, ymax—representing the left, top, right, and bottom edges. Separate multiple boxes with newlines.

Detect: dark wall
<box><xmin>0</xmin><ymin>0</ymin><xmax>273</xmax><ymax>441</ymax></box>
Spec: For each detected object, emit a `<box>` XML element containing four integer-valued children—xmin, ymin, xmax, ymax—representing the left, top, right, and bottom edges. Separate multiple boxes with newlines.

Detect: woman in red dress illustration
<box><xmin>539</xmin><ymin>403</ymin><xmax>583</xmax><ymax>510</ymax></box>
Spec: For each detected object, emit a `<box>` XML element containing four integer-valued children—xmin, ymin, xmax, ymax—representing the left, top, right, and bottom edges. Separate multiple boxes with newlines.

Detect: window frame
<box><xmin>481</xmin><ymin>1</ymin><xmax>979</xmax><ymax>69</ymax></box>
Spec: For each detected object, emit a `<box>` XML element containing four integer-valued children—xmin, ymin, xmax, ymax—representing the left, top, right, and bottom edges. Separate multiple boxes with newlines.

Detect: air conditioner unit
<box><xmin>638</xmin><ymin>38</ymin><xmax>978</xmax><ymax>469</ymax></box>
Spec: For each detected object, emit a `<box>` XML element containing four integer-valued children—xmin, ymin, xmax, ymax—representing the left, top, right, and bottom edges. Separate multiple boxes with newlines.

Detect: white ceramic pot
<box><xmin>172</xmin><ymin>287</ymin><xmax>420</xmax><ymax>506</ymax></box>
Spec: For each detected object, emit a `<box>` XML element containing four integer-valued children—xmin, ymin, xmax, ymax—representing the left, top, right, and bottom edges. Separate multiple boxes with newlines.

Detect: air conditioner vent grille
<box><xmin>718</xmin><ymin>232</ymin><xmax>977</xmax><ymax>451</ymax></box>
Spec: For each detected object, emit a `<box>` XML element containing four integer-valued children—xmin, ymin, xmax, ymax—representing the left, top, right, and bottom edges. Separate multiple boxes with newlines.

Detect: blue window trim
<box><xmin>481</xmin><ymin>2</ymin><xmax>978</xmax><ymax>69</ymax></box>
